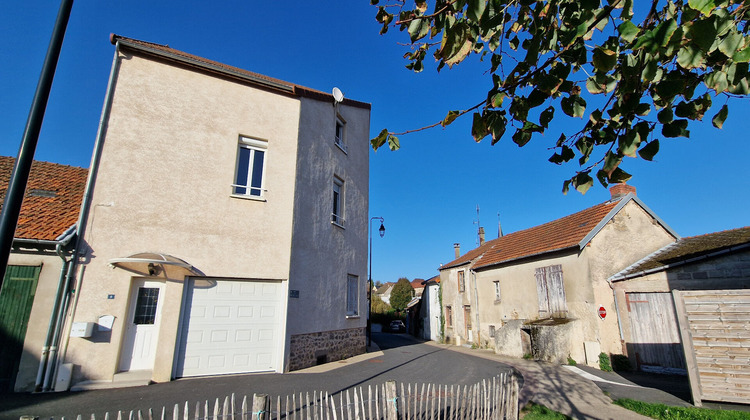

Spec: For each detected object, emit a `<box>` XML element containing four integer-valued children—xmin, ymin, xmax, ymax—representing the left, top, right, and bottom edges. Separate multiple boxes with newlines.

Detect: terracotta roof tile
<box><xmin>614</xmin><ymin>226</ymin><xmax>750</xmax><ymax>277</ymax></box>
<box><xmin>441</xmin><ymin>199</ymin><xmax>621</xmax><ymax>271</ymax></box>
<box><xmin>0</xmin><ymin>156</ymin><xmax>88</xmax><ymax>241</ymax></box>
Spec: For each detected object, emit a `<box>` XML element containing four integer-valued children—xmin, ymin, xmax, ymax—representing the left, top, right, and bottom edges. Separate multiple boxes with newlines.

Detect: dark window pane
<box><xmin>234</xmin><ymin>147</ymin><xmax>251</xmax><ymax>195</ymax></box>
<box><xmin>250</xmin><ymin>150</ymin><xmax>264</xmax><ymax>196</ymax></box>
<box><xmin>133</xmin><ymin>287</ymin><xmax>160</xmax><ymax>325</ymax></box>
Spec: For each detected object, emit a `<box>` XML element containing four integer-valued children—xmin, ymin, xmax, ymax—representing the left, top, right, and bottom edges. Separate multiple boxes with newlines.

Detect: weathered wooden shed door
<box><xmin>674</xmin><ymin>290</ymin><xmax>750</xmax><ymax>406</ymax></box>
<box><xmin>625</xmin><ymin>292</ymin><xmax>686</xmax><ymax>373</ymax></box>
<box><xmin>0</xmin><ymin>265</ymin><xmax>41</xmax><ymax>392</ymax></box>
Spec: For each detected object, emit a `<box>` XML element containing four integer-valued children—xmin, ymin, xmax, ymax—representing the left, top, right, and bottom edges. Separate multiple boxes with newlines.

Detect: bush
<box><xmin>567</xmin><ymin>356</ymin><xmax>577</xmax><ymax>366</ymax></box>
<box><xmin>611</xmin><ymin>354</ymin><xmax>631</xmax><ymax>372</ymax></box>
<box><xmin>599</xmin><ymin>352</ymin><xmax>612</xmax><ymax>372</ymax></box>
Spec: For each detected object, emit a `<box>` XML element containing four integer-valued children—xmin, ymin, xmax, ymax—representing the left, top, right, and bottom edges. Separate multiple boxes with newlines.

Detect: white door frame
<box><xmin>119</xmin><ymin>278</ymin><xmax>165</xmax><ymax>372</ymax></box>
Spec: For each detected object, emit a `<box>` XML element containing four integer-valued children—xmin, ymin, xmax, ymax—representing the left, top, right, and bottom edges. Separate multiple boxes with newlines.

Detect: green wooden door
<box><xmin>0</xmin><ymin>265</ymin><xmax>41</xmax><ymax>393</ymax></box>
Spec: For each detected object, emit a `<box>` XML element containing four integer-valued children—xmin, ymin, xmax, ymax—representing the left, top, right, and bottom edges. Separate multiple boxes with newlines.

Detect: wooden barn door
<box><xmin>626</xmin><ymin>292</ymin><xmax>686</xmax><ymax>373</ymax></box>
<box><xmin>0</xmin><ymin>265</ymin><xmax>41</xmax><ymax>392</ymax></box>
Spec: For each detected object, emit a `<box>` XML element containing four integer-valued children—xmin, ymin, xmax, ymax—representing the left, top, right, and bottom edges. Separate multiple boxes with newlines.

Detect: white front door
<box><xmin>119</xmin><ymin>279</ymin><xmax>164</xmax><ymax>372</ymax></box>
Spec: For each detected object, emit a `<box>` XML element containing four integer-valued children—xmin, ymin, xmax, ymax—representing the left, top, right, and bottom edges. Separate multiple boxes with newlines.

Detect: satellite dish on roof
<box><xmin>332</xmin><ymin>87</ymin><xmax>345</xmax><ymax>104</ymax></box>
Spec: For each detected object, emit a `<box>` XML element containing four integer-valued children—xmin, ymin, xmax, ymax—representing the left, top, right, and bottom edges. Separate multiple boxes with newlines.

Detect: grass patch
<box><xmin>615</xmin><ymin>398</ymin><xmax>750</xmax><ymax>420</ymax></box>
<box><xmin>520</xmin><ymin>402</ymin><xmax>571</xmax><ymax>419</ymax></box>
<box><xmin>599</xmin><ymin>352</ymin><xmax>612</xmax><ymax>372</ymax></box>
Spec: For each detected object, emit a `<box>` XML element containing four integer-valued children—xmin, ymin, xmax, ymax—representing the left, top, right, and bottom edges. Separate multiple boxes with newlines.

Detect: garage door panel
<box><xmin>176</xmin><ymin>279</ymin><xmax>282</xmax><ymax>377</ymax></box>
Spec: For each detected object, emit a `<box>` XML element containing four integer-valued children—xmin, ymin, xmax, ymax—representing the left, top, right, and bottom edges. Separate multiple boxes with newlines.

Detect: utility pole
<box><xmin>0</xmin><ymin>0</ymin><xmax>75</xmax><ymax>287</ymax></box>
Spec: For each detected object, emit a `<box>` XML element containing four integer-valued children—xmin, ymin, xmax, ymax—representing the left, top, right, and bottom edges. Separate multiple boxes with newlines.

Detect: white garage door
<box><xmin>175</xmin><ymin>279</ymin><xmax>282</xmax><ymax>377</ymax></box>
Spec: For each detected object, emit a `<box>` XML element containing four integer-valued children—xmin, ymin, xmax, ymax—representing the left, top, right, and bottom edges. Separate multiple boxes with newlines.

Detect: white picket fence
<box><xmin>40</xmin><ymin>372</ymin><xmax>519</xmax><ymax>420</ymax></box>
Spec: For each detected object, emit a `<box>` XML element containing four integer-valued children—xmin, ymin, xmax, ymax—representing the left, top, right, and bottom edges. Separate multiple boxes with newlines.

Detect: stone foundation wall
<box><xmin>288</xmin><ymin>327</ymin><xmax>366</xmax><ymax>371</ymax></box>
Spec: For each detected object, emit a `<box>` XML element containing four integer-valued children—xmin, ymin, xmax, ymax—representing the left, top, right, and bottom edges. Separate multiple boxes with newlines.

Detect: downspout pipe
<box><xmin>34</xmin><ymin>225</ymin><xmax>75</xmax><ymax>392</ymax></box>
<box><xmin>43</xmin><ymin>260</ymin><xmax>75</xmax><ymax>391</ymax></box>
<box><xmin>50</xmin><ymin>41</ymin><xmax>122</xmax><ymax>390</ymax></box>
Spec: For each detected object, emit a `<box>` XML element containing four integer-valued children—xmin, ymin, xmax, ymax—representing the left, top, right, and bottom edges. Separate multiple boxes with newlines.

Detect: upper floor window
<box><xmin>334</xmin><ymin>115</ymin><xmax>346</xmax><ymax>152</ymax></box>
<box><xmin>332</xmin><ymin>176</ymin><xmax>345</xmax><ymax>227</ymax></box>
<box><xmin>457</xmin><ymin>270</ymin><xmax>465</xmax><ymax>293</ymax></box>
<box><xmin>232</xmin><ymin>136</ymin><xmax>267</xmax><ymax>198</ymax></box>
<box><xmin>494</xmin><ymin>280</ymin><xmax>501</xmax><ymax>303</ymax></box>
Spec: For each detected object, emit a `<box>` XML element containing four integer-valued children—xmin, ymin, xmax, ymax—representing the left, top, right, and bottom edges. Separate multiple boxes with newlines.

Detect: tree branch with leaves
<box><xmin>371</xmin><ymin>0</ymin><xmax>750</xmax><ymax>193</ymax></box>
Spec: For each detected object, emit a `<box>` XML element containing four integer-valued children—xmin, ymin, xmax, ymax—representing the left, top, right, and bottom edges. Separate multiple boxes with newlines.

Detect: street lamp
<box><xmin>368</xmin><ymin>216</ymin><xmax>385</xmax><ymax>347</ymax></box>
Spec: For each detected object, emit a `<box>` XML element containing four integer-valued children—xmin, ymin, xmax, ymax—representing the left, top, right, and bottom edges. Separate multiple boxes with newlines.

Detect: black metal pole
<box><xmin>0</xmin><ymin>0</ymin><xmax>74</xmax><ymax>287</ymax></box>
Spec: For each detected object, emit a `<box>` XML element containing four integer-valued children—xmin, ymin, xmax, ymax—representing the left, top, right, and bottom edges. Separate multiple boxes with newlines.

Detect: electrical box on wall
<box><xmin>70</xmin><ymin>322</ymin><xmax>94</xmax><ymax>338</ymax></box>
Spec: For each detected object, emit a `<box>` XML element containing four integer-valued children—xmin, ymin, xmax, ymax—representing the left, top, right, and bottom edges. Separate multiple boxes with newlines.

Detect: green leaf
<box><xmin>586</xmin><ymin>74</ymin><xmax>618</xmax><ymax>94</ymax></box>
<box><xmin>408</xmin><ymin>15</ymin><xmax>430</xmax><ymax>42</ymax></box>
<box><xmin>562</xmin><ymin>179</ymin><xmax>572</xmax><ymax>195</ymax></box>
<box><xmin>439</xmin><ymin>23</ymin><xmax>474</xmax><ymax>68</ymax></box>
<box><xmin>593</xmin><ymin>47</ymin><xmax>618</xmax><ymax>72</ymax></box>
<box><xmin>732</xmin><ymin>44</ymin><xmax>750</xmax><ymax>62</ymax></box>
<box><xmin>573</xmin><ymin>172</ymin><xmax>594</xmax><ymax>194</ymax></box>
<box><xmin>387</xmin><ymin>134</ymin><xmax>400</xmax><ymax>150</ymax></box>
<box><xmin>618</xmin><ymin>130</ymin><xmax>641</xmax><ymax>157</ymax></box>
<box><xmin>371</xmin><ymin>128</ymin><xmax>389</xmax><ymax>151</ymax></box>
<box><xmin>467</xmin><ymin>0</ymin><xmax>486</xmax><ymax>23</ymax></box>
<box><xmin>561</xmin><ymin>95</ymin><xmax>586</xmax><ymax>118</ymax></box>
<box><xmin>688</xmin><ymin>17</ymin><xmax>718</xmax><ymax>51</ymax></box>
<box><xmin>689</xmin><ymin>0</ymin><xmax>716</xmax><ymax>15</ymax></box>
<box><xmin>617</xmin><ymin>21</ymin><xmax>639</xmax><ymax>43</ymax></box>
<box><xmin>608</xmin><ymin>168</ymin><xmax>632</xmax><ymax>184</ymax></box>
<box><xmin>442</xmin><ymin>110</ymin><xmax>461</xmax><ymax>127</ymax></box>
<box><xmin>556</xmin><ymin>133</ymin><xmax>567</xmax><ymax>147</ymax></box>
<box><xmin>653</xmin><ymin>19</ymin><xmax>678</xmax><ymax>47</ymax></box>
<box><xmin>718</xmin><ymin>30</ymin><xmax>744</xmax><ymax>57</ymax></box>
<box><xmin>712</xmin><ymin>104</ymin><xmax>728</xmax><ymax>129</ymax></box>
<box><xmin>635</xmin><ymin>103</ymin><xmax>651</xmax><ymax>116</ymax></box>
<box><xmin>677</xmin><ymin>45</ymin><xmax>706</xmax><ymax>69</ymax></box>
<box><xmin>638</xmin><ymin>140</ymin><xmax>660</xmax><ymax>161</ymax></box>
<box><xmin>472</xmin><ymin>112</ymin><xmax>489</xmax><ymax>142</ymax></box>
<box><xmin>512</xmin><ymin>129</ymin><xmax>533</xmax><ymax>147</ymax></box>
<box><xmin>662</xmin><ymin>119</ymin><xmax>690</xmax><ymax>138</ymax></box>
<box><xmin>490</xmin><ymin>92</ymin><xmax>505</xmax><ymax>107</ymax></box>
<box><xmin>602</xmin><ymin>151</ymin><xmax>622</xmax><ymax>173</ymax></box>
<box><xmin>657</xmin><ymin>107</ymin><xmax>674</xmax><ymax>124</ymax></box>
<box><xmin>540</xmin><ymin>106</ymin><xmax>555</xmax><ymax>128</ymax></box>
<box><xmin>705</xmin><ymin>71</ymin><xmax>729</xmax><ymax>93</ymax></box>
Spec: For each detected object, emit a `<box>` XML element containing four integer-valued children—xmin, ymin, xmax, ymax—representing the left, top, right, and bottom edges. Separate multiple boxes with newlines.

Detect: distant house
<box><xmin>440</xmin><ymin>185</ymin><xmax>678</xmax><ymax>367</ymax></box>
<box><xmin>0</xmin><ymin>157</ymin><xmax>87</xmax><ymax>392</ymax></box>
<box><xmin>610</xmin><ymin>226</ymin><xmax>750</xmax><ymax>406</ymax></box>
<box><xmin>48</xmin><ymin>34</ymin><xmax>370</xmax><ymax>390</ymax></box>
<box><xmin>417</xmin><ymin>275</ymin><xmax>441</xmax><ymax>341</ymax></box>
<box><xmin>376</xmin><ymin>282</ymin><xmax>395</xmax><ymax>305</ymax></box>
<box><xmin>410</xmin><ymin>278</ymin><xmax>425</xmax><ymax>297</ymax></box>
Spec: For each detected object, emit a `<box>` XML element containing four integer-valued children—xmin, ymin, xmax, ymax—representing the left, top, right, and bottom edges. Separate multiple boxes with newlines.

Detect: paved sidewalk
<box><xmin>431</xmin><ymin>343</ymin><xmax>649</xmax><ymax>420</ymax></box>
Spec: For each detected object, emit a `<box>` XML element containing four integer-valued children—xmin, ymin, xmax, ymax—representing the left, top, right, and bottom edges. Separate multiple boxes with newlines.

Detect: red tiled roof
<box><xmin>0</xmin><ymin>157</ymin><xmax>88</xmax><ymax>241</ymax></box>
<box><xmin>441</xmin><ymin>199</ymin><xmax>622</xmax><ymax>271</ymax></box>
<box><xmin>111</xmin><ymin>35</ymin><xmax>371</xmax><ymax>110</ymax></box>
<box><xmin>410</xmin><ymin>278</ymin><xmax>425</xmax><ymax>289</ymax></box>
<box><xmin>613</xmin><ymin>226</ymin><xmax>750</xmax><ymax>278</ymax></box>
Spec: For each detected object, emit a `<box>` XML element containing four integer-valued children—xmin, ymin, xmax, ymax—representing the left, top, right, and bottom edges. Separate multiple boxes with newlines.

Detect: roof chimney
<box><xmin>610</xmin><ymin>184</ymin><xmax>636</xmax><ymax>200</ymax></box>
<box><xmin>453</xmin><ymin>243</ymin><xmax>460</xmax><ymax>259</ymax></box>
<box><xmin>479</xmin><ymin>227</ymin><xmax>485</xmax><ymax>246</ymax></box>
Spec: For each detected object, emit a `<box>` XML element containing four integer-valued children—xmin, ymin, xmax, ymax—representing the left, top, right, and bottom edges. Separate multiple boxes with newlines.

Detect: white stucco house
<box><xmin>417</xmin><ymin>276</ymin><xmax>441</xmax><ymax>341</ymax></box>
<box><xmin>55</xmin><ymin>35</ymin><xmax>371</xmax><ymax>389</ymax></box>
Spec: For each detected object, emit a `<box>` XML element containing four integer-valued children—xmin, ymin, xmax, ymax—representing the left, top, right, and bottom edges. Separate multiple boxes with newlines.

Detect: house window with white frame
<box><xmin>346</xmin><ymin>274</ymin><xmax>359</xmax><ymax>317</ymax></box>
<box><xmin>493</xmin><ymin>280</ymin><xmax>501</xmax><ymax>303</ymax></box>
<box><xmin>335</xmin><ymin>115</ymin><xmax>346</xmax><ymax>152</ymax></box>
<box><xmin>332</xmin><ymin>176</ymin><xmax>344</xmax><ymax>227</ymax></box>
<box><xmin>457</xmin><ymin>270</ymin><xmax>465</xmax><ymax>293</ymax></box>
<box><xmin>232</xmin><ymin>136</ymin><xmax>267</xmax><ymax>198</ymax></box>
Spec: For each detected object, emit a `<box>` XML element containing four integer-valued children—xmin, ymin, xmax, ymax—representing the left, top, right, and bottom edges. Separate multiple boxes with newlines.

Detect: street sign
<box><xmin>598</xmin><ymin>306</ymin><xmax>607</xmax><ymax>319</ymax></box>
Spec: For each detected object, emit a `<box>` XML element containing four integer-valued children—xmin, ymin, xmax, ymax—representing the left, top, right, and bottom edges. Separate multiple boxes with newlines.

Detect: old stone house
<box><xmin>440</xmin><ymin>185</ymin><xmax>679</xmax><ymax>367</ymax></box>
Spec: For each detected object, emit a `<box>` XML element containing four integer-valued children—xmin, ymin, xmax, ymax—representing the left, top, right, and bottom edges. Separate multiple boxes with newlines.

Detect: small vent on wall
<box><xmin>489</xmin><ymin>325</ymin><xmax>496</xmax><ymax>338</ymax></box>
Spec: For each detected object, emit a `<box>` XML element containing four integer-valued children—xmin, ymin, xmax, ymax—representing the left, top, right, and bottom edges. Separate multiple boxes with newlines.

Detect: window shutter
<box><xmin>535</xmin><ymin>267</ymin><xmax>549</xmax><ymax>317</ymax></box>
<box><xmin>547</xmin><ymin>264</ymin><xmax>567</xmax><ymax>317</ymax></box>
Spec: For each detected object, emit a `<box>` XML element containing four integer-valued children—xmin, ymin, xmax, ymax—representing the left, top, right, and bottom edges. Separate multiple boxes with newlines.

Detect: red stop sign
<box><xmin>598</xmin><ymin>306</ymin><xmax>607</xmax><ymax>319</ymax></box>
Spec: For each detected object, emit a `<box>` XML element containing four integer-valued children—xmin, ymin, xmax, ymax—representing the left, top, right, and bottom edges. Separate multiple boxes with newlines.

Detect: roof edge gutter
<box><xmin>113</xmin><ymin>36</ymin><xmax>295</xmax><ymax>94</ymax></box>
<box><xmin>610</xmin><ymin>242</ymin><xmax>750</xmax><ymax>282</ymax></box>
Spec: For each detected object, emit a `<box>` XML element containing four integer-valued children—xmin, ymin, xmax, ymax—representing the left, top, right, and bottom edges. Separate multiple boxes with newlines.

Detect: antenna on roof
<box><xmin>332</xmin><ymin>87</ymin><xmax>344</xmax><ymax>106</ymax></box>
<box><xmin>473</xmin><ymin>204</ymin><xmax>481</xmax><ymax>246</ymax></box>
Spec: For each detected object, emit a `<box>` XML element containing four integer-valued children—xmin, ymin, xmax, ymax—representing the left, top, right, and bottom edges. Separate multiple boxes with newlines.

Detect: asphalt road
<box><xmin>0</xmin><ymin>333</ymin><xmax>513</xmax><ymax>419</ymax></box>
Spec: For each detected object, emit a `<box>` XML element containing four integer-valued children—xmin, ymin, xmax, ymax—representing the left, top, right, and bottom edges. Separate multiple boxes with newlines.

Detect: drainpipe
<box><xmin>48</xmin><ymin>40</ymin><xmax>122</xmax><ymax>391</ymax></box>
<box><xmin>471</xmin><ymin>269</ymin><xmax>480</xmax><ymax>346</ymax></box>
<box><xmin>43</xmin><ymin>260</ymin><xmax>75</xmax><ymax>391</ymax></box>
<box><xmin>34</xmin><ymin>228</ymin><xmax>74</xmax><ymax>392</ymax></box>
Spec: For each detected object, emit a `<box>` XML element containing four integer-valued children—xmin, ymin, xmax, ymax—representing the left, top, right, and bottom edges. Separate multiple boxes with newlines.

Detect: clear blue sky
<box><xmin>2</xmin><ymin>2</ymin><xmax>748</xmax><ymax>285</ymax></box>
